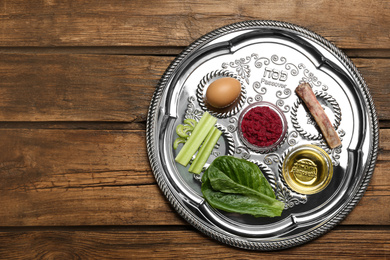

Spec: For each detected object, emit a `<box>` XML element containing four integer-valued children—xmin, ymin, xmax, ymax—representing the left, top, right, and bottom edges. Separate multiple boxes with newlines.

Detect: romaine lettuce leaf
<box><xmin>201</xmin><ymin>156</ymin><xmax>284</xmax><ymax>217</ymax></box>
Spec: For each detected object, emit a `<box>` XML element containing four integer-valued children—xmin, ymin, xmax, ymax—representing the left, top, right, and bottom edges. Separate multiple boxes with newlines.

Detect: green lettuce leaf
<box><xmin>201</xmin><ymin>156</ymin><xmax>284</xmax><ymax>217</ymax></box>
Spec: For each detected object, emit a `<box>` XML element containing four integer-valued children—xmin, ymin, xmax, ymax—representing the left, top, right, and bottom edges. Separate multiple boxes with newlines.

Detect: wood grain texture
<box><xmin>0</xmin><ymin>0</ymin><xmax>388</xmax><ymax>258</ymax></box>
<box><xmin>0</xmin><ymin>229</ymin><xmax>389</xmax><ymax>259</ymax></box>
<box><xmin>0</xmin><ymin>0</ymin><xmax>389</xmax><ymax>49</ymax></box>
<box><xmin>0</xmin><ymin>128</ymin><xmax>388</xmax><ymax>226</ymax></box>
<box><xmin>0</xmin><ymin>54</ymin><xmax>388</xmax><ymax>121</ymax></box>
<box><xmin>0</xmin><ymin>54</ymin><xmax>170</xmax><ymax>122</ymax></box>
<box><xmin>0</xmin><ymin>46</ymin><xmax>390</xmax><ymax>58</ymax></box>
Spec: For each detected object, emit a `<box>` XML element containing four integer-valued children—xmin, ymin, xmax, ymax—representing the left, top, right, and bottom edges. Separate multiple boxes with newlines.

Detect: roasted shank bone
<box><xmin>295</xmin><ymin>83</ymin><xmax>342</xmax><ymax>149</ymax></box>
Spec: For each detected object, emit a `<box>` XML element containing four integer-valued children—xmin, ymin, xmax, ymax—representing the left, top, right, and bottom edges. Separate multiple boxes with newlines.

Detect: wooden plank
<box><xmin>0</xmin><ymin>182</ymin><xmax>388</xmax><ymax>227</ymax></box>
<box><xmin>0</xmin><ymin>121</ymin><xmax>146</xmax><ymax>130</ymax></box>
<box><xmin>344</xmin><ymin>49</ymin><xmax>390</xmax><ymax>59</ymax></box>
<box><xmin>0</xmin><ymin>46</ymin><xmax>185</xmax><ymax>56</ymax></box>
<box><xmin>0</xmin><ymin>54</ymin><xmax>171</xmax><ymax>122</ymax></box>
<box><xmin>0</xmin><ymin>129</ymin><xmax>153</xmax><ymax>189</ymax></box>
<box><xmin>0</xmin><ymin>229</ymin><xmax>388</xmax><ymax>259</ymax></box>
<box><xmin>0</xmin><ymin>129</ymin><xmax>388</xmax><ymax>226</ymax></box>
<box><xmin>0</xmin><ymin>46</ymin><xmax>389</xmax><ymax>58</ymax></box>
<box><xmin>0</xmin><ymin>185</ymin><xmax>185</xmax><ymax>226</ymax></box>
<box><xmin>0</xmin><ymin>54</ymin><xmax>388</xmax><ymax>122</ymax></box>
<box><xmin>0</xmin><ymin>128</ymin><xmax>183</xmax><ymax>226</ymax></box>
<box><xmin>353</xmin><ymin>59</ymin><xmax>390</xmax><ymax>121</ymax></box>
<box><xmin>0</xmin><ymin>1</ymin><xmax>389</xmax><ymax>49</ymax></box>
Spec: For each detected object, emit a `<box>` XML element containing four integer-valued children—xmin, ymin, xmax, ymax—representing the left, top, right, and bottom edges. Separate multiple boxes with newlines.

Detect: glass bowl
<box><xmin>282</xmin><ymin>144</ymin><xmax>333</xmax><ymax>195</ymax></box>
<box><xmin>238</xmin><ymin>101</ymin><xmax>288</xmax><ymax>153</ymax></box>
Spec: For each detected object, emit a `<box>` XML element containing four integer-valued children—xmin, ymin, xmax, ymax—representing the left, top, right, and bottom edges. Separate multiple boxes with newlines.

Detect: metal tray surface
<box><xmin>146</xmin><ymin>21</ymin><xmax>379</xmax><ymax>250</ymax></box>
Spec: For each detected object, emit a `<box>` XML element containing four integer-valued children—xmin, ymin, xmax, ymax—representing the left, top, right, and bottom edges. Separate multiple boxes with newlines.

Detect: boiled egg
<box><xmin>205</xmin><ymin>77</ymin><xmax>241</xmax><ymax>108</ymax></box>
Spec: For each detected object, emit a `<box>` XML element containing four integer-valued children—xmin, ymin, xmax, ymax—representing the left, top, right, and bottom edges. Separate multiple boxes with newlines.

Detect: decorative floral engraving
<box><xmin>276</xmin><ymin>88</ymin><xmax>292</xmax><ymax>99</ymax></box>
<box><xmin>185</xmin><ymin>96</ymin><xmax>203</xmax><ymax>121</ymax></box>
<box><xmin>250</xmin><ymin>81</ymin><xmax>267</xmax><ymax>103</ymax></box>
<box><xmin>287</xmin><ymin>131</ymin><xmax>299</xmax><ymax>146</ymax></box>
<box><xmin>235</xmin><ymin>146</ymin><xmax>251</xmax><ymax>159</ymax></box>
<box><xmin>276</xmin><ymin>88</ymin><xmax>292</xmax><ymax>113</ymax></box>
<box><xmin>285</xmin><ymin>63</ymin><xmax>300</xmax><ymax>76</ymax></box>
<box><xmin>271</xmin><ymin>55</ymin><xmax>287</xmax><ymax>65</ymax></box>
<box><xmin>252</xmin><ymin>53</ymin><xmax>302</xmax><ymax>78</ymax></box>
<box><xmin>275</xmin><ymin>181</ymin><xmax>308</xmax><ymax>209</ymax></box>
<box><xmin>303</xmin><ymin>70</ymin><xmax>321</xmax><ymax>87</ymax></box>
<box><xmin>331</xmin><ymin>146</ymin><xmax>342</xmax><ymax>166</ymax></box>
<box><xmin>299</xmin><ymin>64</ymin><xmax>331</xmax><ymax>91</ymax></box>
<box><xmin>193</xmin><ymin>173</ymin><xmax>202</xmax><ymax>182</ymax></box>
<box><xmin>252</xmin><ymin>53</ymin><xmax>270</xmax><ymax>68</ymax></box>
<box><xmin>212</xmin><ymin>151</ymin><xmax>221</xmax><ymax>157</ymax></box>
<box><xmin>222</xmin><ymin>56</ymin><xmax>251</xmax><ymax>84</ymax></box>
<box><xmin>263</xmin><ymin>153</ymin><xmax>281</xmax><ymax>165</ymax></box>
<box><xmin>227</xmin><ymin>116</ymin><xmax>238</xmax><ymax>133</ymax></box>
<box><xmin>276</xmin><ymin>100</ymin><xmax>290</xmax><ymax>113</ymax></box>
<box><xmin>247</xmin><ymin>95</ymin><xmax>263</xmax><ymax>104</ymax></box>
<box><xmin>338</xmin><ymin>129</ymin><xmax>346</xmax><ymax>137</ymax></box>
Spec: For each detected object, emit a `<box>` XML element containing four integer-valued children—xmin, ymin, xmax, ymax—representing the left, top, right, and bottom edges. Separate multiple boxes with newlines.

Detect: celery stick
<box><xmin>189</xmin><ymin>127</ymin><xmax>222</xmax><ymax>174</ymax></box>
<box><xmin>175</xmin><ymin>112</ymin><xmax>217</xmax><ymax>166</ymax></box>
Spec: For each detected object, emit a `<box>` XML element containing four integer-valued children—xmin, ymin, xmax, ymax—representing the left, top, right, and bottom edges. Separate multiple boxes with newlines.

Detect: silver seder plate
<box><xmin>146</xmin><ymin>21</ymin><xmax>379</xmax><ymax>250</ymax></box>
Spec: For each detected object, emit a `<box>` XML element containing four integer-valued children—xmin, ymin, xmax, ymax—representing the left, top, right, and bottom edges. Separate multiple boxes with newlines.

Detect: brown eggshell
<box><xmin>205</xmin><ymin>77</ymin><xmax>241</xmax><ymax>108</ymax></box>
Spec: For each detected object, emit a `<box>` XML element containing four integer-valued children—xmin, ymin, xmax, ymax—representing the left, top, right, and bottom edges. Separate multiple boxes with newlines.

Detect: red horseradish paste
<box><xmin>241</xmin><ymin>106</ymin><xmax>283</xmax><ymax>147</ymax></box>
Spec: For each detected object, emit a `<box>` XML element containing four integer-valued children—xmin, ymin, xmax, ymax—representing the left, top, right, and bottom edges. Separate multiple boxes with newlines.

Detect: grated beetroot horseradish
<box><xmin>241</xmin><ymin>106</ymin><xmax>283</xmax><ymax>147</ymax></box>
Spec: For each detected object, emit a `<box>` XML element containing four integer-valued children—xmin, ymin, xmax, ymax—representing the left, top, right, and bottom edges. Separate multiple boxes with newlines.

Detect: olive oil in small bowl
<box><xmin>282</xmin><ymin>144</ymin><xmax>333</xmax><ymax>195</ymax></box>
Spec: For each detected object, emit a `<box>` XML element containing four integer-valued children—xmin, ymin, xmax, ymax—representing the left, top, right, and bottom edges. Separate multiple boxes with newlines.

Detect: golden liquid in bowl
<box><xmin>282</xmin><ymin>145</ymin><xmax>333</xmax><ymax>195</ymax></box>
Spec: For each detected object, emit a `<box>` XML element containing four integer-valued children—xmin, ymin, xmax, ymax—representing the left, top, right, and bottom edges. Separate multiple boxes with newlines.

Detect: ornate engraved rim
<box><xmin>146</xmin><ymin>20</ymin><xmax>379</xmax><ymax>251</ymax></box>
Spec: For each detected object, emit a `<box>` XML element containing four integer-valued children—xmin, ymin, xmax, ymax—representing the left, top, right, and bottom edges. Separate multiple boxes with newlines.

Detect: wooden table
<box><xmin>0</xmin><ymin>1</ymin><xmax>389</xmax><ymax>259</ymax></box>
